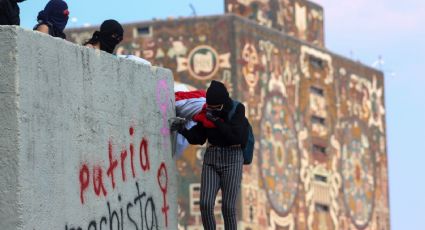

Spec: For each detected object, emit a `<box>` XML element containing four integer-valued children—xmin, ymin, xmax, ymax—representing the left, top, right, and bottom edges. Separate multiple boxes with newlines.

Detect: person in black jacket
<box><xmin>0</xmin><ymin>0</ymin><xmax>25</xmax><ymax>25</ymax></box>
<box><xmin>84</xmin><ymin>19</ymin><xmax>124</xmax><ymax>54</ymax></box>
<box><xmin>33</xmin><ymin>0</ymin><xmax>69</xmax><ymax>39</ymax></box>
<box><xmin>172</xmin><ymin>80</ymin><xmax>248</xmax><ymax>230</ymax></box>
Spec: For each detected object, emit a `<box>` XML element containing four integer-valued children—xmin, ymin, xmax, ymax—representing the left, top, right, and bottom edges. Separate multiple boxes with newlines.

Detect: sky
<box><xmin>18</xmin><ymin>0</ymin><xmax>425</xmax><ymax>229</ymax></box>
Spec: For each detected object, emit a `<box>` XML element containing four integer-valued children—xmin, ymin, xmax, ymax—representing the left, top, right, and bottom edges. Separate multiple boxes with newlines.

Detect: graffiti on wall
<box><xmin>65</xmin><ymin>126</ymin><xmax>168</xmax><ymax>230</ymax></box>
<box><xmin>63</xmin><ymin>77</ymin><xmax>174</xmax><ymax>230</ymax></box>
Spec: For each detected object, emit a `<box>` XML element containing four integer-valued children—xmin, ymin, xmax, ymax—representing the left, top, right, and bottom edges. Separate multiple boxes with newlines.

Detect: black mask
<box><xmin>207</xmin><ymin>110</ymin><xmax>222</xmax><ymax>118</ymax></box>
<box><xmin>98</xmin><ymin>19</ymin><xmax>124</xmax><ymax>54</ymax></box>
<box><xmin>206</xmin><ymin>99</ymin><xmax>232</xmax><ymax>119</ymax></box>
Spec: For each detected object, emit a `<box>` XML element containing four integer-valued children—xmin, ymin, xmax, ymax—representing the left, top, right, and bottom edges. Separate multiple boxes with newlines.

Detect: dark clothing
<box><xmin>181</xmin><ymin>90</ymin><xmax>246</xmax><ymax>229</ymax></box>
<box><xmin>33</xmin><ymin>22</ymin><xmax>66</xmax><ymax>39</ymax></box>
<box><xmin>37</xmin><ymin>0</ymin><xmax>68</xmax><ymax>31</ymax></box>
<box><xmin>200</xmin><ymin>146</ymin><xmax>243</xmax><ymax>230</ymax></box>
<box><xmin>0</xmin><ymin>0</ymin><xmax>22</xmax><ymax>25</ymax></box>
<box><xmin>206</xmin><ymin>80</ymin><xmax>230</xmax><ymax>105</ymax></box>
<box><xmin>180</xmin><ymin>103</ymin><xmax>248</xmax><ymax>147</ymax></box>
<box><xmin>34</xmin><ymin>0</ymin><xmax>69</xmax><ymax>38</ymax></box>
<box><xmin>85</xmin><ymin>20</ymin><xmax>124</xmax><ymax>54</ymax></box>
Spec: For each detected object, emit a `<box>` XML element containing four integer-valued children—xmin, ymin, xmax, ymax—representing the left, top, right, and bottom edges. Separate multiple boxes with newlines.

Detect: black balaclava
<box><xmin>95</xmin><ymin>19</ymin><xmax>124</xmax><ymax>54</ymax></box>
<box><xmin>0</xmin><ymin>0</ymin><xmax>25</xmax><ymax>25</ymax></box>
<box><xmin>206</xmin><ymin>80</ymin><xmax>232</xmax><ymax>118</ymax></box>
<box><xmin>36</xmin><ymin>0</ymin><xmax>69</xmax><ymax>36</ymax></box>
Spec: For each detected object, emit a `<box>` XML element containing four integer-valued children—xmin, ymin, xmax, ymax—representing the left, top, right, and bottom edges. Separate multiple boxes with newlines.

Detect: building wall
<box><xmin>233</xmin><ymin>17</ymin><xmax>389</xmax><ymax>230</ymax></box>
<box><xmin>66</xmin><ymin>12</ymin><xmax>390</xmax><ymax>230</ymax></box>
<box><xmin>225</xmin><ymin>0</ymin><xmax>325</xmax><ymax>47</ymax></box>
<box><xmin>0</xmin><ymin>26</ymin><xmax>177</xmax><ymax>230</ymax></box>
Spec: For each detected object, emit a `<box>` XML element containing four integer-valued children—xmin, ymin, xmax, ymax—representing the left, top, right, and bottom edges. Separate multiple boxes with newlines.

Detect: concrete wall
<box><xmin>0</xmin><ymin>26</ymin><xmax>177</xmax><ymax>230</ymax></box>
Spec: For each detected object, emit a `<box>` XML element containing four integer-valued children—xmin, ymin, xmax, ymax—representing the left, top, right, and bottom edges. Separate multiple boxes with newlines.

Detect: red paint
<box><xmin>130</xmin><ymin>127</ymin><xmax>136</xmax><ymax>178</ymax></box>
<box><xmin>93</xmin><ymin>166</ymin><xmax>107</xmax><ymax>197</ymax></box>
<box><xmin>120</xmin><ymin>149</ymin><xmax>128</xmax><ymax>181</ymax></box>
<box><xmin>79</xmin><ymin>164</ymin><xmax>90</xmax><ymax>204</ymax></box>
<box><xmin>139</xmin><ymin>138</ymin><xmax>150</xmax><ymax>171</ymax></box>
<box><xmin>107</xmin><ymin>140</ymin><xmax>118</xmax><ymax>189</ymax></box>
<box><xmin>78</xmin><ymin>126</ymin><xmax>154</xmax><ymax>205</ymax></box>
<box><xmin>157</xmin><ymin>162</ymin><xmax>169</xmax><ymax>227</ymax></box>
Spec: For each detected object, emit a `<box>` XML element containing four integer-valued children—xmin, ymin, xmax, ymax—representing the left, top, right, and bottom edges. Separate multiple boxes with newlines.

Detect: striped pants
<box><xmin>200</xmin><ymin>146</ymin><xmax>244</xmax><ymax>230</ymax></box>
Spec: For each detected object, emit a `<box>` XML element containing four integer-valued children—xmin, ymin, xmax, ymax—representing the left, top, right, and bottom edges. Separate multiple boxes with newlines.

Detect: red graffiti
<box><xmin>79</xmin><ymin>164</ymin><xmax>90</xmax><ymax>204</ymax></box>
<box><xmin>93</xmin><ymin>166</ymin><xmax>107</xmax><ymax>197</ymax></box>
<box><xmin>78</xmin><ymin>126</ymin><xmax>153</xmax><ymax>205</ymax></box>
<box><xmin>130</xmin><ymin>127</ymin><xmax>136</xmax><ymax>178</ymax></box>
<box><xmin>120</xmin><ymin>149</ymin><xmax>128</xmax><ymax>181</ymax></box>
<box><xmin>157</xmin><ymin>162</ymin><xmax>169</xmax><ymax>227</ymax></box>
<box><xmin>107</xmin><ymin>140</ymin><xmax>118</xmax><ymax>189</ymax></box>
<box><xmin>139</xmin><ymin>138</ymin><xmax>150</xmax><ymax>171</ymax></box>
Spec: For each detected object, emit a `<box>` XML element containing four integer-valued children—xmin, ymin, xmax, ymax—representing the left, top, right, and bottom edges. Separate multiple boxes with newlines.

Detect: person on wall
<box><xmin>33</xmin><ymin>0</ymin><xmax>69</xmax><ymax>39</ymax></box>
<box><xmin>84</xmin><ymin>19</ymin><xmax>152</xmax><ymax>65</ymax></box>
<box><xmin>171</xmin><ymin>80</ymin><xmax>248</xmax><ymax>230</ymax></box>
<box><xmin>84</xmin><ymin>19</ymin><xmax>124</xmax><ymax>54</ymax></box>
<box><xmin>0</xmin><ymin>0</ymin><xmax>25</xmax><ymax>25</ymax></box>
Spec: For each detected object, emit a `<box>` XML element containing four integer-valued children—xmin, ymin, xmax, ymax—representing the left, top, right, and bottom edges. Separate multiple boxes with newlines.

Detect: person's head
<box><xmin>206</xmin><ymin>80</ymin><xmax>231</xmax><ymax>118</ymax></box>
<box><xmin>37</xmin><ymin>0</ymin><xmax>69</xmax><ymax>33</ymax></box>
<box><xmin>85</xmin><ymin>19</ymin><xmax>124</xmax><ymax>54</ymax></box>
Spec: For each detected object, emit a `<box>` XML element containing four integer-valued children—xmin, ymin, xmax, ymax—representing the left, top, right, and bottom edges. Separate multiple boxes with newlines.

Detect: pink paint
<box><xmin>156</xmin><ymin>79</ymin><xmax>171</xmax><ymax>141</ymax></box>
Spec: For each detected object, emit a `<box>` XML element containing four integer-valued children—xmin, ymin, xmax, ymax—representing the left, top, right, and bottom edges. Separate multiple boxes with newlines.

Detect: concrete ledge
<box><xmin>0</xmin><ymin>26</ymin><xmax>177</xmax><ymax>230</ymax></box>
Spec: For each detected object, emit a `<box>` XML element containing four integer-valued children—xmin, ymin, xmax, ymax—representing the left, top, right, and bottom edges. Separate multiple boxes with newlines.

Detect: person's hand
<box><xmin>169</xmin><ymin>117</ymin><xmax>186</xmax><ymax>132</ymax></box>
<box><xmin>206</xmin><ymin>111</ymin><xmax>220</xmax><ymax>122</ymax></box>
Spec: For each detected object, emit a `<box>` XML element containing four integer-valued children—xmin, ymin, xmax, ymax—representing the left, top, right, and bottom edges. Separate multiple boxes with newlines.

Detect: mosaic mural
<box><xmin>334</xmin><ymin>61</ymin><xmax>388</xmax><ymax>230</ymax></box>
<box><xmin>226</xmin><ymin>0</ymin><xmax>325</xmax><ymax>47</ymax></box>
<box><xmin>66</xmin><ymin>2</ymin><xmax>389</xmax><ymax>228</ymax></box>
<box><xmin>260</xmin><ymin>93</ymin><xmax>299</xmax><ymax>215</ymax></box>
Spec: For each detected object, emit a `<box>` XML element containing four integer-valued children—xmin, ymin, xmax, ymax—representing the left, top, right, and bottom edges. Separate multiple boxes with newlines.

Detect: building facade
<box><xmin>67</xmin><ymin>1</ymin><xmax>390</xmax><ymax>229</ymax></box>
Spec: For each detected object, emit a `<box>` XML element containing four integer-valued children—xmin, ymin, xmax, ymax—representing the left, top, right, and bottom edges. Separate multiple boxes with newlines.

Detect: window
<box><xmin>311</xmin><ymin>115</ymin><xmax>325</xmax><ymax>125</ymax></box>
<box><xmin>309</xmin><ymin>55</ymin><xmax>325</xmax><ymax>69</ymax></box>
<box><xmin>312</xmin><ymin>144</ymin><xmax>327</xmax><ymax>155</ymax></box>
<box><xmin>189</xmin><ymin>183</ymin><xmax>222</xmax><ymax>215</ymax></box>
<box><xmin>314</xmin><ymin>174</ymin><xmax>328</xmax><ymax>183</ymax></box>
<box><xmin>315</xmin><ymin>203</ymin><xmax>329</xmax><ymax>212</ymax></box>
<box><xmin>134</xmin><ymin>26</ymin><xmax>152</xmax><ymax>37</ymax></box>
<box><xmin>310</xmin><ymin>86</ymin><xmax>324</xmax><ymax>96</ymax></box>
<box><xmin>189</xmin><ymin>184</ymin><xmax>201</xmax><ymax>215</ymax></box>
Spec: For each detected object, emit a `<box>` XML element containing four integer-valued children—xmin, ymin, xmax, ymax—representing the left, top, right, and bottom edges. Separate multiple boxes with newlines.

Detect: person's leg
<box><xmin>220</xmin><ymin>148</ymin><xmax>243</xmax><ymax>230</ymax></box>
<box><xmin>200</xmin><ymin>162</ymin><xmax>220</xmax><ymax>230</ymax></box>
